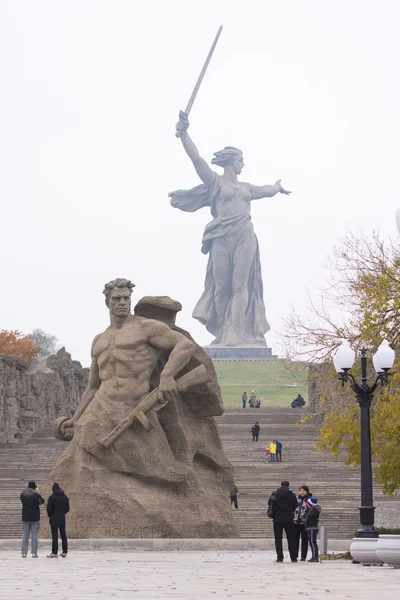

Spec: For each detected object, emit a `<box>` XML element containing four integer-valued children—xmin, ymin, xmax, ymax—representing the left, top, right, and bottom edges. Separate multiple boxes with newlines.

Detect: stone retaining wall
<box><xmin>0</xmin><ymin>349</ymin><xmax>88</xmax><ymax>443</ymax></box>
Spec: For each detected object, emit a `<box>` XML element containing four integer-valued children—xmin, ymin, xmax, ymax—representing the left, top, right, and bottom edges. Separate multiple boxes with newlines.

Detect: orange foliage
<box><xmin>0</xmin><ymin>330</ymin><xmax>40</xmax><ymax>362</ymax></box>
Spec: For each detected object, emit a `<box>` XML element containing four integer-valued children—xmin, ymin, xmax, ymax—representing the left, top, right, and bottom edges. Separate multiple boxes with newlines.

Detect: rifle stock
<box><xmin>100</xmin><ymin>365</ymin><xmax>210</xmax><ymax>448</ymax></box>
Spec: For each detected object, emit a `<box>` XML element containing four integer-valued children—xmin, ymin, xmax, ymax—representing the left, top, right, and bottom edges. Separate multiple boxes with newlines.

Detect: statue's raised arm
<box><xmin>175</xmin><ymin>111</ymin><xmax>215</xmax><ymax>188</ymax></box>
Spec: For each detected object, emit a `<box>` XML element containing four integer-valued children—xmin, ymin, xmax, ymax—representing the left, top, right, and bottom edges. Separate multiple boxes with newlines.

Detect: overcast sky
<box><xmin>1</xmin><ymin>1</ymin><xmax>400</xmax><ymax>366</ymax></box>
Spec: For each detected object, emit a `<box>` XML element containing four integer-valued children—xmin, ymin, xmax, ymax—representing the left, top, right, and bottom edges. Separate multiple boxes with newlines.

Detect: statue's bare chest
<box><xmin>93</xmin><ymin>323</ymin><xmax>152</xmax><ymax>367</ymax></box>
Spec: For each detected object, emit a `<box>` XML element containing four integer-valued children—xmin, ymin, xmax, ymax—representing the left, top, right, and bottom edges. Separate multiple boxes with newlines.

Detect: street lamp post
<box><xmin>333</xmin><ymin>340</ymin><xmax>395</xmax><ymax>538</ymax></box>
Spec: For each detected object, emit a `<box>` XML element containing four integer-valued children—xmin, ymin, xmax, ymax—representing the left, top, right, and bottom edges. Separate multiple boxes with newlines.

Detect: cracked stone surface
<box><xmin>1</xmin><ymin>551</ymin><xmax>399</xmax><ymax>599</ymax></box>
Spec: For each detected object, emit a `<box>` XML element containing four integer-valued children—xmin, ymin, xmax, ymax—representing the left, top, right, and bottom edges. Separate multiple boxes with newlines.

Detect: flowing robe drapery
<box><xmin>169</xmin><ymin>174</ymin><xmax>269</xmax><ymax>346</ymax></box>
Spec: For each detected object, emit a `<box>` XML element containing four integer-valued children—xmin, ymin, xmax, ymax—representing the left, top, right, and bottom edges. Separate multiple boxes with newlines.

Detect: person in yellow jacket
<box><xmin>269</xmin><ymin>441</ymin><xmax>277</xmax><ymax>462</ymax></box>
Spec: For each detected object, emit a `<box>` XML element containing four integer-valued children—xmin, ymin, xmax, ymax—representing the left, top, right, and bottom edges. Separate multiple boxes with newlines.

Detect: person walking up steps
<box><xmin>20</xmin><ymin>481</ymin><xmax>44</xmax><ymax>558</ymax></box>
<box><xmin>47</xmin><ymin>482</ymin><xmax>70</xmax><ymax>558</ymax></box>
<box><xmin>251</xmin><ymin>421</ymin><xmax>260</xmax><ymax>442</ymax></box>
<box><xmin>276</xmin><ymin>439</ymin><xmax>283</xmax><ymax>462</ymax></box>
<box><xmin>230</xmin><ymin>485</ymin><xmax>239</xmax><ymax>509</ymax></box>
<box><xmin>304</xmin><ymin>497</ymin><xmax>321</xmax><ymax>562</ymax></box>
<box><xmin>269</xmin><ymin>440</ymin><xmax>277</xmax><ymax>462</ymax></box>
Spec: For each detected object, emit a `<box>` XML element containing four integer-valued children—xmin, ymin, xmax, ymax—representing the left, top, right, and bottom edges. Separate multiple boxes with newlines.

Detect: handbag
<box><xmin>267</xmin><ymin>492</ymin><xmax>276</xmax><ymax>518</ymax></box>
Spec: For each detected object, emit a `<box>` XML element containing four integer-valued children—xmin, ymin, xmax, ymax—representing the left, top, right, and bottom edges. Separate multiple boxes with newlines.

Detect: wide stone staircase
<box><xmin>0</xmin><ymin>407</ymin><xmax>395</xmax><ymax>539</ymax></box>
<box><xmin>218</xmin><ymin>407</ymin><xmax>396</xmax><ymax>539</ymax></box>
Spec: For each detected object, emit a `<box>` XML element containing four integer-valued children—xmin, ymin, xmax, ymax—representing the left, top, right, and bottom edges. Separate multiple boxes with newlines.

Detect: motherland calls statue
<box><xmin>169</xmin><ymin>112</ymin><xmax>291</xmax><ymax>347</ymax></box>
<box><xmin>45</xmin><ymin>279</ymin><xmax>237</xmax><ymax>539</ymax></box>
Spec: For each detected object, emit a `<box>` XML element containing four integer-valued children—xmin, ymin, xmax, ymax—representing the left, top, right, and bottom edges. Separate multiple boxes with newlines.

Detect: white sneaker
<box><xmin>21</xmin><ymin>553</ymin><xmax>27</xmax><ymax>558</ymax></box>
<box><xmin>32</xmin><ymin>554</ymin><xmax>39</xmax><ymax>558</ymax></box>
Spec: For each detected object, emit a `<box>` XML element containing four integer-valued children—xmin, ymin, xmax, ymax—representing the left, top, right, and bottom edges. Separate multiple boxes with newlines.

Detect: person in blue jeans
<box><xmin>276</xmin><ymin>440</ymin><xmax>283</xmax><ymax>462</ymax></box>
<box><xmin>20</xmin><ymin>480</ymin><xmax>44</xmax><ymax>558</ymax></box>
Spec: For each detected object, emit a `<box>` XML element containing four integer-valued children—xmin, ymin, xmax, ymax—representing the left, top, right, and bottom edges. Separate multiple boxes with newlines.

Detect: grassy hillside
<box><xmin>213</xmin><ymin>360</ymin><xmax>308</xmax><ymax>407</ymax></box>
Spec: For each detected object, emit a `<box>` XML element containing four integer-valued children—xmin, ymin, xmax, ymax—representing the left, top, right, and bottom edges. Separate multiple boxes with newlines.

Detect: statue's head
<box><xmin>103</xmin><ymin>278</ymin><xmax>135</xmax><ymax>318</ymax></box>
<box><xmin>211</xmin><ymin>146</ymin><xmax>244</xmax><ymax>174</ymax></box>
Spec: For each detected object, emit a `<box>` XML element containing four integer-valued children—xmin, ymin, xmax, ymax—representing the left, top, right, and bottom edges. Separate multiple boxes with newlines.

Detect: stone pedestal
<box><xmin>203</xmin><ymin>346</ymin><xmax>277</xmax><ymax>360</ymax></box>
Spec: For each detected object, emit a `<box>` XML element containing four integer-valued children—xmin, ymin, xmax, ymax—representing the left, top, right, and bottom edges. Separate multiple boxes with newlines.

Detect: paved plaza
<box><xmin>1</xmin><ymin>551</ymin><xmax>399</xmax><ymax>599</ymax></box>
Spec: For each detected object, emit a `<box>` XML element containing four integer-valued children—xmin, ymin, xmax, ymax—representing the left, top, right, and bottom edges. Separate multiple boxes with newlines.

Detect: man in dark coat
<box><xmin>275</xmin><ymin>440</ymin><xmax>283</xmax><ymax>462</ymax></box>
<box><xmin>20</xmin><ymin>480</ymin><xmax>44</xmax><ymax>558</ymax></box>
<box><xmin>251</xmin><ymin>422</ymin><xmax>260</xmax><ymax>442</ymax></box>
<box><xmin>291</xmin><ymin>394</ymin><xmax>305</xmax><ymax>408</ymax></box>
<box><xmin>230</xmin><ymin>485</ymin><xmax>239</xmax><ymax>509</ymax></box>
<box><xmin>268</xmin><ymin>480</ymin><xmax>298</xmax><ymax>562</ymax></box>
<box><xmin>46</xmin><ymin>483</ymin><xmax>70</xmax><ymax>558</ymax></box>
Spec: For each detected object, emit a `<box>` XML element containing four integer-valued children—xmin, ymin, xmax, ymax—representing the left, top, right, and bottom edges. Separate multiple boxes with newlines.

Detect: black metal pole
<box><xmin>355</xmin><ymin>349</ymin><xmax>378</xmax><ymax>538</ymax></box>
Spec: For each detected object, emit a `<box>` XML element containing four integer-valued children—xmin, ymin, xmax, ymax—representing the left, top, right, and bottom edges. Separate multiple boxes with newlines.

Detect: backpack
<box><xmin>267</xmin><ymin>492</ymin><xmax>276</xmax><ymax>519</ymax></box>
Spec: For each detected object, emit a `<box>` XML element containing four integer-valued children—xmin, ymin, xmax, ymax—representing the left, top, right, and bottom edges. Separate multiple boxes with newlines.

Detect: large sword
<box><xmin>175</xmin><ymin>25</ymin><xmax>223</xmax><ymax>137</ymax></box>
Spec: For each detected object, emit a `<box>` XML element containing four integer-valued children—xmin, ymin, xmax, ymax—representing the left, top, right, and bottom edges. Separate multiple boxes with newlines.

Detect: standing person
<box><xmin>304</xmin><ymin>497</ymin><xmax>321</xmax><ymax>562</ymax></box>
<box><xmin>269</xmin><ymin>440</ymin><xmax>277</xmax><ymax>462</ymax></box>
<box><xmin>20</xmin><ymin>481</ymin><xmax>44</xmax><ymax>558</ymax></box>
<box><xmin>276</xmin><ymin>439</ymin><xmax>283</xmax><ymax>462</ymax></box>
<box><xmin>256</xmin><ymin>398</ymin><xmax>261</xmax><ymax>408</ymax></box>
<box><xmin>265</xmin><ymin>446</ymin><xmax>271</xmax><ymax>463</ymax></box>
<box><xmin>249</xmin><ymin>390</ymin><xmax>256</xmax><ymax>408</ymax></box>
<box><xmin>268</xmin><ymin>480</ymin><xmax>298</xmax><ymax>563</ymax></box>
<box><xmin>251</xmin><ymin>422</ymin><xmax>260</xmax><ymax>442</ymax></box>
<box><xmin>47</xmin><ymin>483</ymin><xmax>70</xmax><ymax>558</ymax></box>
<box><xmin>293</xmin><ymin>485</ymin><xmax>312</xmax><ymax>561</ymax></box>
<box><xmin>230</xmin><ymin>485</ymin><xmax>239</xmax><ymax>509</ymax></box>
<box><xmin>241</xmin><ymin>391</ymin><xmax>247</xmax><ymax>408</ymax></box>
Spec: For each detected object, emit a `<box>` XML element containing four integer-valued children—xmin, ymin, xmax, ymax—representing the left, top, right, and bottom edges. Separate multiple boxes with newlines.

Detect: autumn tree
<box><xmin>283</xmin><ymin>230</ymin><xmax>400</xmax><ymax>495</ymax></box>
<box><xmin>0</xmin><ymin>330</ymin><xmax>40</xmax><ymax>362</ymax></box>
<box><xmin>27</xmin><ymin>328</ymin><xmax>59</xmax><ymax>357</ymax></box>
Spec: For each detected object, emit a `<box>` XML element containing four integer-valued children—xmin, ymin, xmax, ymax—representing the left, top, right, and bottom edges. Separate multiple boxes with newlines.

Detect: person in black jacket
<box><xmin>293</xmin><ymin>485</ymin><xmax>312</xmax><ymax>560</ymax></box>
<box><xmin>268</xmin><ymin>480</ymin><xmax>298</xmax><ymax>562</ymax></box>
<box><xmin>251</xmin><ymin>422</ymin><xmax>260</xmax><ymax>442</ymax></box>
<box><xmin>46</xmin><ymin>483</ymin><xmax>70</xmax><ymax>558</ymax></box>
<box><xmin>304</xmin><ymin>497</ymin><xmax>321</xmax><ymax>562</ymax></box>
<box><xmin>20</xmin><ymin>480</ymin><xmax>44</xmax><ymax>558</ymax></box>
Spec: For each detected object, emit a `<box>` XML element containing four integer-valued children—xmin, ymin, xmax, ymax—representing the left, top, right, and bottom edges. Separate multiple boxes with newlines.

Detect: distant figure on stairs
<box><xmin>249</xmin><ymin>390</ymin><xmax>256</xmax><ymax>408</ymax></box>
<box><xmin>275</xmin><ymin>439</ymin><xmax>283</xmax><ymax>462</ymax></box>
<box><xmin>230</xmin><ymin>485</ymin><xmax>239</xmax><ymax>509</ymax></box>
<box><xmin>251</xmin><ymin>422</ymin><xmax>260</xmax><ymax>442</ymax></box>
<box><xmin>256</xmin><ymin>397</ymin><xmax>261</xmax><ymax>408</ymax></box>
<box><xmin>265</xmin><ymin>446</ymin><xmax>271</xmax><ymax>463</ymax></box>
<box><xmin>291</xmin><ymin>394</ymin><xmax>305</xmax><ymax>408</ymax></box>
<box><xmin>241</xmin><ymin>391</ymin><xmax>247</xmax><ymax>408</ymax></box>
<box><xmin>20</xmin><ymin>480</ymin><xmax>44</xmax><ymax>558</ymax></box>
<box><xmin>269</xmin><ymin>440</ymin><xmax>277</xmax><ymax>462</ymax></box>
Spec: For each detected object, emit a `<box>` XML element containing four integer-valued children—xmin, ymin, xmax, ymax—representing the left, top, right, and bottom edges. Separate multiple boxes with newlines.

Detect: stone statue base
<box><xmin>203</xmin><ymin>345</ymin><xmax>278</xmax><ymax>360</ymax></box>
<box><xmin>42</xmin><ymin>435</ymin><xmax>237</xmax><ymax>539</ymax></box>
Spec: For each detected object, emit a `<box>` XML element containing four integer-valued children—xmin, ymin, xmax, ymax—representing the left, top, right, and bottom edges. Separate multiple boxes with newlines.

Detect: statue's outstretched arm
<box><xmin>251</xmin><ymin>179</ymin><xmax>291</xmax><ymax>200</ymax></box>
<box><xmin>175</xmin><ymin>111</ymin><xmax>215</xmax><ymax>187</ymax></box>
